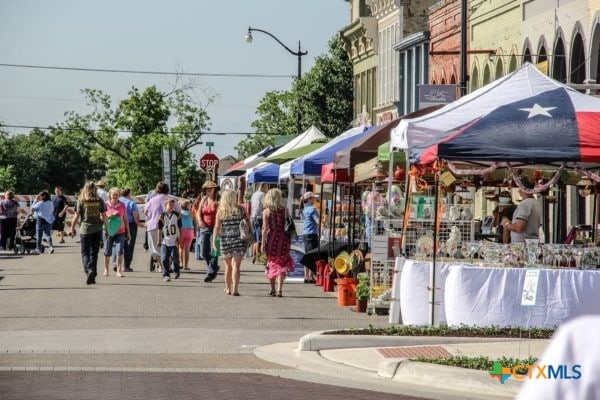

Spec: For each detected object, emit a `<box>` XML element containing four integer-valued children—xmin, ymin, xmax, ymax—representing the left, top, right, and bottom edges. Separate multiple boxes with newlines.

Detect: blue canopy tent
<box><xmin>247</xmin><ymin>163</ymin><xmax>279</xmax><ymax>184</ymax></box>
<box><xmin>288</xmin><ymin>126</ymin><xmax>374</xmax><ymax>177</ymax></box>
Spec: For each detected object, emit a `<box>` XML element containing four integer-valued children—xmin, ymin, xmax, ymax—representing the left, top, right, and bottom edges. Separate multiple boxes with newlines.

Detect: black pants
<box><xmin>123</xmin><ymin>221</ymin><xmax>138</xmax><ymax>269</ymax></box>
<box><xmin>0</xmin><ymin>217</ymin><xmax>17</xmax><ymax>250</ymax></box>
<box><xmin>80</xmin><ymin>231</ymin><xmax>102</xmax><ymax>274</ymax></box>
<box><xmin>303</xmin><ymin>234</ymin><xmax>319</xmax><ymax>273</ymax></box>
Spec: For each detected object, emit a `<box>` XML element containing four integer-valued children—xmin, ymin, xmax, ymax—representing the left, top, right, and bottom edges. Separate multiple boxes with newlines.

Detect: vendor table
<box><xmin>398</xmin><ymin>258</ymin><xmax>600</xmax><ymax>328</ymax></box>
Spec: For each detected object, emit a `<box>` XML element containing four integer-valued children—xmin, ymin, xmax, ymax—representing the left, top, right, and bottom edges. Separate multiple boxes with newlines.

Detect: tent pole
<box><xmin>593</xmin><ymin>191</ymin><xmax>598</xmax><ymax>244</ymax></box>
<box><xmin>429</xmin><ymin>177</ymin><xmax>440</xmax><ymax>327</ymax></box>
<box><xmin>318</xmin><ymin>181</ymin><xmax>325</xmax><ymax>261</ymax></box>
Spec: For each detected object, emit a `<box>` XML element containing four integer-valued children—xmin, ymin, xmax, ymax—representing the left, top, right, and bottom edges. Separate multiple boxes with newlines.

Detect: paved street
<box><xmin>0</xmin><ymin>235</ymin><xmax>435</xmax><ymax>399</ymax></box>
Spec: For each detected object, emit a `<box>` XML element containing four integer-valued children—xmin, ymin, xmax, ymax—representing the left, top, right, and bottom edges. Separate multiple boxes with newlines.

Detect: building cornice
<box><xmin>341</xmin><ymin>16</ymin><xmax>379</xmax><ymax>61</ymax></box>
<box><xmin>393</xmin><ymin>31</ymin><xmax>430</xmax><ymax>52</ymax></box>
<box><xmin>366</xmin><ymin>0</ymin><xmax>399</xmax><ymax>19</ymax></box>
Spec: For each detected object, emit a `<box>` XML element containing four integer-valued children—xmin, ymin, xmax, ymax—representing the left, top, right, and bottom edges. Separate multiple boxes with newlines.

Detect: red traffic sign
<box><xmin>199</xmin><ymin>153</ymin><xmax>219</xmax><ymax>172</ymax></box>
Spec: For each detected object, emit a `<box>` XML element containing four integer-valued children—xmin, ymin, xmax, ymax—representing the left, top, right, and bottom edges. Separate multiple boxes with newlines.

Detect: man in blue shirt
<box><xmin>301</xmin><ymin>191</ymin><xmax>320</xmax><ymax>283</ymax></box>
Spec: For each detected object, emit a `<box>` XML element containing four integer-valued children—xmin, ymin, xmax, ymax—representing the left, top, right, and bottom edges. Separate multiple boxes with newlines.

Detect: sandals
<box><xmin>224</xmin><ymin>288</ymin><xmax>231</xmax><ymax>295</ymax></box>
<box><xmin>276</xmin><ymin>291</ymin><xmax>283</xmax><ymax>297</ymax></box>
<box><xmin>268</xmin><ymin>290</ymin><xmax>276</xmax><ymax>297</ymax></box>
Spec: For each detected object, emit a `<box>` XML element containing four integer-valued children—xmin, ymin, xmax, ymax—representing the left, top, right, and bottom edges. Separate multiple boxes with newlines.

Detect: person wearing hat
<box><xmin>301</xmin><ymin>191</ymin><xmax>319</xmax><ymax>283</ymax></box>
<box><xmin>492</xmin><ymin>190</ymin><xmax>517</xmax><ymax>244</ymax></box>
<box><xmin>197</xmin><ymin>180</ymin><xmax>220</xmax><ymax>282</ymax></box>
<box><xmin>502</xmin><ymin>177</ymin><xmax>542</xmax><ymax>243</ymax></box>
<box><xmin>96</xmin><ymin>179</ymin><xmax>109</xmax><ymax>202</ymax></box>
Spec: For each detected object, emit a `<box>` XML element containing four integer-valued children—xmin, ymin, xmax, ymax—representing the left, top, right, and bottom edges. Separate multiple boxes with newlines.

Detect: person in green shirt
<box><xmin>69</xmin><ymin>181</ymin><xmax>107</xmax><ymax>285</ymax></box>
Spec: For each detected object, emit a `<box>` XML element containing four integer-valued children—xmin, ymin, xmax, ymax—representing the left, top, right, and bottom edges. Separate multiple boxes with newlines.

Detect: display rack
<box><xmin>367</xmin><ymin>258</ymin><xmax>394</xmax><ymax>315</ymax></box>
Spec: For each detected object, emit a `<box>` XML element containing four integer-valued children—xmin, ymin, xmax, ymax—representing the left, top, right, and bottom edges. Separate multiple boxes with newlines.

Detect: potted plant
<box><xmin>355</xmin><ymin>272</ymin><xmax>370</xmax><ymax>313</ymax></box>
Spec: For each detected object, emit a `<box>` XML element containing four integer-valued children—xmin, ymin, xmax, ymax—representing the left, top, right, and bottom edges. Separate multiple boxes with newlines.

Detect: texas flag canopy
<box><xmin>394</xmin><ymin>63</ymin><xmax>600</xmax><ymax>166</ymax></box>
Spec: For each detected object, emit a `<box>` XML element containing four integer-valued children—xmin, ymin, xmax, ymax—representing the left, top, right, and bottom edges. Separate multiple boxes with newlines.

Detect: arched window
<box><xmin>495</xmin><ymin>59</ymin><xmax>504</xmax><ymax>80</ymax></box>
<box><xmin>509</xmin><ymin>55</ymin><xmax>518</xmax><ymax>72</ymax></box>
<box><xmin>570</xmin><ymin>32</ymin><xmax>586</xmax><ymax>84</ymax></box>
<box><xmin>483</xmin><ymin>64</ymin><xmax>491</xmax><ymax>86</ymax></box>
<box><xmin>471</xmin><ymin>65</ymin><xmax>480</xmax><ymax>92</ymax></box>
<box><xmin>553</xmin><ymin>36</ymin><xmax>567</xmax><ymax>83</ymax></box>
<box><xmin>523</xmin><ymin>48</ymin><xmax>532</xmax><ymax>64</ymax></box>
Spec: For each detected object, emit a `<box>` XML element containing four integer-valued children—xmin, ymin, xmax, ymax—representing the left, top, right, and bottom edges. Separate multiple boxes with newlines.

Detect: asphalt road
<box><xmin>0</xmin><ymin>234</ymin><xmax>433</xmax><ymax>399</ymax></box>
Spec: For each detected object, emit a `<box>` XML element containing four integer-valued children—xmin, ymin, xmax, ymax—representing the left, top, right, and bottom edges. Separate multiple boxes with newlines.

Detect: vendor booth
<box><xmin>391</xmin><ymin>62</ymin><xmax>600</xmax><ymax>328</ymax></box>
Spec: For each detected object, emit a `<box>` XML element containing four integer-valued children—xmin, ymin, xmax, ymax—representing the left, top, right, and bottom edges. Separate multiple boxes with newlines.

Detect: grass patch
<box><xmin>413</xmin><ymin>355</ymin><xmax>538</xmax><ymax>373</ymax></box>
<box><xmin>325</xmin><ymin>324</ymin><xmax>554</xmax><ymax>339</ymax></box>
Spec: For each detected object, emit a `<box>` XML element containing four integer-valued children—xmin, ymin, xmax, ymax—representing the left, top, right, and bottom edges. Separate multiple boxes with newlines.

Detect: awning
<box><xmin>288</xmin><ymin>126</ymin><xmax>373</xmax><ymax>177</ymax></box>
<box><xmin>353</xmin><ymin>157</ymin><xmax>378</xmax><ymax>183</ymax></box>
<box><xmin>334</xmin><ymin>106</ymin><xmax>442</xmax><ymax>169</ymax></box>
<box><xmin>247</xmin><ymin>163</ymin><xmax>279</xmax><ymax>184</ymax></box>
<box><xmin>265</xmin><ymin>141</ymin><xmax>327</xmax><ymax>164</ymax></box>
<box><xmin>224</xmin><ymin>145</ymin><xmax>280</xmax><ymax>175</ymax></box>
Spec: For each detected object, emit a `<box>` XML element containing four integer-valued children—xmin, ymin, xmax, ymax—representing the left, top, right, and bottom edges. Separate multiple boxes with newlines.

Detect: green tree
<box><xmin>236</xmin><ymin>33</ymin><xmax>353</xmax><ymax>157</ymax></box>
<box><xmin>61</xmin><ymin>85</ymin><xmax>211</xmax><ymax>194</ymax></box>
<box><xmin>292</xmin><ymin>34</ymin><xmax>353</xmax><ymax>137</ymax></box>
<box><xmin>0</xmin><ymin>165</ymin><xmax>16</xmax><ymax>192</ymax></box>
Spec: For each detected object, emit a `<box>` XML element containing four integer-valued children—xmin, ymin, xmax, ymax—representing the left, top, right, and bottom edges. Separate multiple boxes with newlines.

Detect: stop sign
<box><xmin>199</xmin><ymin>153</ymin><xmax>219</xmax><ymax>172</ymax></box>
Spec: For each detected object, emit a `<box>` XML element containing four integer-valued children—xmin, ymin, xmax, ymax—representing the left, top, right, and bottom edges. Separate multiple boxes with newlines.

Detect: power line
<box><xmin>0</xmin><ymin>63</ymin><xmax>293</xmax><ymax>79</ymax></box>
<box><xmin>0</xmin><ymin>124</ymin><xmax>256</xmax><ymax>135</ymax></box>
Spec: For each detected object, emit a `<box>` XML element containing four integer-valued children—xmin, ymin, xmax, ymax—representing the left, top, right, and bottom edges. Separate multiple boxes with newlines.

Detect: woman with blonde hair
<box><xmin>69</xmin><ymin>181</ymin><xmax>107</xmax><ymax>285</ymax></box>
<box><xmin>261</xmin><ymin>188</ymin><xmax>294</xmax><ymax>297</ymax></box>
<box><xmin>212</xmin><ymin>189</ymin><xmax>249</xmax><ymax>296</ymax></box>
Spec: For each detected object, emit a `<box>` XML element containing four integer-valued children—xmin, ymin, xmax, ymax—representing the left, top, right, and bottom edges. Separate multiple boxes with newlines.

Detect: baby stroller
<box><xmin>14</xmin><ymin>215</ymin><xmax>44</xmax><ymax>255</ymax></box>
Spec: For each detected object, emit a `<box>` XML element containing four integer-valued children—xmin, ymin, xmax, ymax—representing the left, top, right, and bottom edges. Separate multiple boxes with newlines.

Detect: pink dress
<box><xmin>265</xmin><ymin>208</ymin><xmax>294</xmax><ymax>279</ymax></box>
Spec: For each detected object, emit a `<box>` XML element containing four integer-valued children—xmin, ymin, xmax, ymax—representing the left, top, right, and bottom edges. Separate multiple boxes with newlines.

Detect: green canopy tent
<box><xmin>264</xmin><ymin>140</ymin><xmax>328</xmax><ymax>165</ymax></box>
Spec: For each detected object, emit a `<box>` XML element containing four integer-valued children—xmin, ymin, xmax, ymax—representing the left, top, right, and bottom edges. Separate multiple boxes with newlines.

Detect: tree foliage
<box><xmin>235</xmin><ymin>33</ymin><xmax>353</xmax><ymax>158</ymax></box>
<box><xmin>1</xmin><ymin>83</ymin><xmax>212</xmax><ymax>195</ymax></box>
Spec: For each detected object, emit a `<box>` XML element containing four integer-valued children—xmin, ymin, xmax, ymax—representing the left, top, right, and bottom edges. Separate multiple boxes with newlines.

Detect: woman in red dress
<box><xmin>261</xmin><ymin>188</ymin><xmax>294</xmax><ymax>297</ymax></box>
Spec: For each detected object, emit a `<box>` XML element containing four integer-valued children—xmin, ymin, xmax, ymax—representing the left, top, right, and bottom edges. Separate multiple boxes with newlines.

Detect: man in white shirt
<box><xmin>96</xmin><ymin>180</ymin><xmax>109</xmax><ymax>202</ymax></box>
<box><xmin>250</xmin><ymin>182</ymin><xmax>268</xmax><ymax>264</ymax></box>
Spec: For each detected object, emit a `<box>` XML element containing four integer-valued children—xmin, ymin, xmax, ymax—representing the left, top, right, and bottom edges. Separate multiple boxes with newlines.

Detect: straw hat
<box><xmin>202</xmin><ymin>181</ymin><xmax>218</xmax><ymax>189</ymax></box>
<box><xmin>96</xmin><ymin>179</ymin><xmax>106</xmax><ymax>187</ymax></box>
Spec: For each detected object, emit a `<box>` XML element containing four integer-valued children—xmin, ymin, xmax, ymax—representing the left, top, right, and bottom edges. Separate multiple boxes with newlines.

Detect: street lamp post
<box><xmin>245</xmin><ymin>26</ymin><xmax>307</xmax><ymax>135</ymax></box>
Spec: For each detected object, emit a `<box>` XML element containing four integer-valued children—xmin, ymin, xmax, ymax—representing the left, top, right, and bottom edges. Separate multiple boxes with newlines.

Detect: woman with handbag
<box><xmin>197</xmin><ymin>181</ymin><xmax>220</xmax><ymax>282</ymax></box>
<box><xmin>261</xmin><ymin>188</ymin><xmax>294</xmax><ymax>297</ymax></box>
<box><xmin>212</xmin><ymin>189</ymin><xmax>249</xmax><ymax>296</ymax></box>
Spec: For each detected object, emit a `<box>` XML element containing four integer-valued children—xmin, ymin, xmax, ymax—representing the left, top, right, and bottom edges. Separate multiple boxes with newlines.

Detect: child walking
<box><xmin>178</xmin><ymin>199</ymin><xmax>195</xmax><ymax>271</ymax></box>
<box><xmin>158</xmin><ymin>198</ymin><xmax>182</xmax><ymax>282</ymax></box>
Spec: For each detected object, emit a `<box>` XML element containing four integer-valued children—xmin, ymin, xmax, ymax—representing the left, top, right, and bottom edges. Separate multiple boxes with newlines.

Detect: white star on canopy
<box><xmin>519</xmin><ymin>103</ymin><xmax>557</xmax><ymax>118</ymax></box>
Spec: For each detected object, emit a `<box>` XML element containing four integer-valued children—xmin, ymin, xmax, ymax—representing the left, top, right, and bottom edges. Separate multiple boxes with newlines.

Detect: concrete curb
<box><xmin>291</xmin><ymin>331</ymin><xmax>525</xmax><ymax>399</ymax></box>
<box><xmin>297</xmin><ymin>331</ymin><xmax>418</xmax><ymax>351</ymax></box>
<box><xmin>390</xmin><ymin>359</ymin><xmax>521</xmax><ymax>397</ymax></box>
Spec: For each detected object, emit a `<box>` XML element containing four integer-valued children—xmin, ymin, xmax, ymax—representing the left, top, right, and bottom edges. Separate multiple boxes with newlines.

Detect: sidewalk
<box><xmin>255</xmin><ymin>331</ymin><xmax>551</xmax><ymax>399</ymax></box>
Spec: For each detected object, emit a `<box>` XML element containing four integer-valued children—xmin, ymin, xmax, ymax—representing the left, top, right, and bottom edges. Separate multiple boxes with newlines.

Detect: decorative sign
<box><xmin>418</xmin><ymin>84</ymin><xmax>457</xmax><ymax>109</ymax></box>
<box><xmin>199</xmin><ymin>153</ymin><xmax>219</xmax><ymax>173</ymax></box>
<box><xmin>521</xmin><ymin>269</ymin><xmax>541</xmax><ymax>306</ymax></box>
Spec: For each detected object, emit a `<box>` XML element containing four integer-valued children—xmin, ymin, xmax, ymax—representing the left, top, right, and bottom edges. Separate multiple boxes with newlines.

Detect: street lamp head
<box><xmin>244</xmin><ymin>28</ymin><xmax>253</xmax><ymax>43</ymax></box>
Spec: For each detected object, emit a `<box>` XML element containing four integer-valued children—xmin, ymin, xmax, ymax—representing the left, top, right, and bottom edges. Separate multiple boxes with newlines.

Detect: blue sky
<box><xmin>0</xmin><ymin>0</ymin><xmax>350</xmax><ymax>160</ymax></box>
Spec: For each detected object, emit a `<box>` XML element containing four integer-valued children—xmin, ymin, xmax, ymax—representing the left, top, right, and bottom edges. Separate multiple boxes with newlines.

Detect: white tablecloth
<box><xmin>399</xmin><ymin>259</ymin><xmax>454</xmax><ymax>325</ymax></box>
<box><xmin>444</xmin><ymin>266</ymin><xmax>600</xmax><ymax>328</ymax></box>
<box><xmin>398</xmin><ymin>259</ymin><xmax>600</xmax><ymax>328</ymax></box>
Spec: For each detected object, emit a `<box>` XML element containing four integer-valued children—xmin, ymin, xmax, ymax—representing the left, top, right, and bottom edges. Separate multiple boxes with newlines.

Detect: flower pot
<box><xmin>355</xmin><ymin>298</ymin><xmax>368</xmax><ymax>313</ymax></box>
<box><xmin>337</xmin><ymin>278</ymin><xmax>357</xmax><ymax>306</ymax></box>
